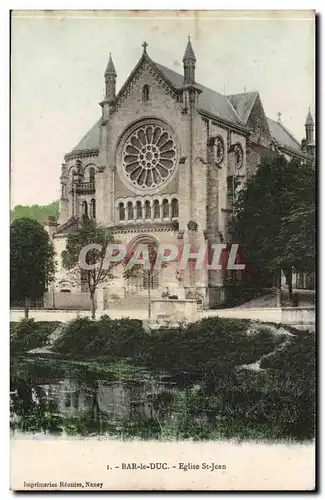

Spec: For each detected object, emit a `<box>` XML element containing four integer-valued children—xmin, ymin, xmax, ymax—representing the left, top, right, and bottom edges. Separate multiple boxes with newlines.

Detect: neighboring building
<box><xmin>45</xmin><ymin>39</ymin><xmax>315</xmax><ymax>309</ymax></box>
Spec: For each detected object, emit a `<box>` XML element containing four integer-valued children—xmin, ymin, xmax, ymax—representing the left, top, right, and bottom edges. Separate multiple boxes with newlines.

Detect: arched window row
<box><xmin>81</xmin><ymin>198</ymin><xmax>96</xmax><ymax>219</ymax></box>
<box><xmin>69</xmin><ymin>164</ymin><xmax>97</xmax><ymax>184</ymax></box>
<box><xmin>117</xmin><ymin>197</ymin><xmax>179</xmax><ymax>222</ymax></box>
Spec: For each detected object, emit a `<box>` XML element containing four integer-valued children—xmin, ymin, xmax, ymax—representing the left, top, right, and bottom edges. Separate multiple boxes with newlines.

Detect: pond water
<box><xmin>10</xmin><ymin>358</ymin><xmax>212</xmax><ymax>439</ymax></box>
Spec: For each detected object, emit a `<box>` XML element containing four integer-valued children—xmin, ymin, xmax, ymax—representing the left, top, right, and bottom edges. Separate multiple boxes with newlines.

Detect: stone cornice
<box><xmin>64</xmin><ymin>149</ymin><xmax>99</xmax><ymax>162</ymax></box>
<box><xmin>198</xmin><ymin>110</ymin><xmax>250</xmax><ymax>136</ymax></box>
<box><xmin>111</xmin><ymin>224</ymin><xmax>177</xmax><ymax>235</ymax></box>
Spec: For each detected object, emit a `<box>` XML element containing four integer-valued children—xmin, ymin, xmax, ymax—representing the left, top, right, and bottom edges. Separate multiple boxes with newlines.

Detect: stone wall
<box><xmin>281</xmin><ymin>306</ymin><xmax>315</xmax><ymax>331</ymax></box>
<box><xmin>44</xmin><ymin>291</ymin><xmax>94</xmax><ymax>310</ymax></box>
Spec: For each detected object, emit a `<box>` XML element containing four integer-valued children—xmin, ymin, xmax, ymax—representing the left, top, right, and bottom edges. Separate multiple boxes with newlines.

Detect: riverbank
<box><xmin>10</xmin><ymin>316</ymin><xmax>315</xmax><ymax>441</ymax></box>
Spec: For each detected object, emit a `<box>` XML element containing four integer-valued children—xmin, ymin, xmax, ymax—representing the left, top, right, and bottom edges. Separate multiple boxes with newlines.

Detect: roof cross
<box><xmin>142</xmin><ymin>41</ymin><xmax>148</xmax><ymax>54</ymax></box>
<box><xmin>277</xmin><ymin>112</ymin><xmax>282</xmax><ymax>123</ymax></box>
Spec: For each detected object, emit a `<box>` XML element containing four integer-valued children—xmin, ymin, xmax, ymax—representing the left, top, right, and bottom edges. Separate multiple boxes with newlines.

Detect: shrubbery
<box><xmin>52</xmin><ymin>316</ymin><xmax>285</xmax><ymax>377</ymax></box>
<box><xmin>10</xmin><ymin>319</ymin><xmax>61</xmax><ymax>355</ymax></box>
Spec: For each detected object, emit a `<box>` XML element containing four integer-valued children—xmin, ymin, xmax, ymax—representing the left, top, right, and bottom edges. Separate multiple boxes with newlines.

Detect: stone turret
<box><xmin>305</xmin><ymin>107</ymin><xmax>314</xmax><ymax>145</ymax></box>
<box><xmin>183</xmin><ymin>36</ymin><xmax>196</xmax><ymax>84</ymax></box>
<box><xmin>104</xmin><ymin>53</ymin><xmax>117</xmax><ymax>102</ymax></box>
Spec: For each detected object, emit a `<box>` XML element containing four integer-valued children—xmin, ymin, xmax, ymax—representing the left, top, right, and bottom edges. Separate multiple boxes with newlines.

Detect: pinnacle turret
<box><xmin>305</xmin><ymin>107</ymin><xmax>314</xmax><ymax>126</ymax></box>
<box><xmin>183</xmin><ymin>36</ymin><xmax>196</xmax><ymax>62</ymax></box>
<box><xmin>183</xmin><ymin>37</ymin><xmax>196</xmax><ymax>84</ymax></box>
<box><xmin>104</xmin><ymin>53</ymin><xmax>117</xmax><ymax>77</ymax></box>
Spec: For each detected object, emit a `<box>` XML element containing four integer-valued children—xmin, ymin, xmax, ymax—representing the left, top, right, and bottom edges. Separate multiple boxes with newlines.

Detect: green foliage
<box><xmin>53</xmin><ymin>317</ymin><xmax>284</xmax><ymax>380</ymax></box>
<box><xmin>62</xmin><ymin>218</ymin><xmax>118</xmax><ymax>319</ymax></box>
<box><xmin>10</xmin><ymin>218</ymin><xmax>55</xmax><ymax>304</ymax></box>
<box><xmin>10</xmin><ymin>201</ymin><xmax>59</xmax><ymax>224</ymax></box>
<box><xmin>10</xmin><ymin>320</ymin><xmax>61</xmax><ymax>354</ymax></box>
<box><xmin>231</xmin><ymin>156</ymin><xmax>315</xmax><ymax>281</ymax></box>
<box><xmin>54</xmin><ymin>316</ymin><xmax>146</xmax><ymax>358</ymax></box>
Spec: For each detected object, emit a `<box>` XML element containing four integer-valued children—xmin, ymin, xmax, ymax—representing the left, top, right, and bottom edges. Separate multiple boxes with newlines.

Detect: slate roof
<box><xmin>227</xmin><ymin>91</ymin><xmax>302</xmax><ymax>153</ymax></box>
<box><xmin>71</xmin><ymin>118</ymin><xmax>101</xmax><ymax>152</ymax></box>
<box><xmin>68</xmin><ymin>59</ymin><xmax>302</xmax><ymax>156</ymax></box>
<box><xmin>155</xmin><ymin>62</ymin><xmax>242</xmax><ymax>124</ymax></box>
<box><xmin>267</xmin><ymin>118</ymin><xmax>301</xmax><ymax>153</ymax></box>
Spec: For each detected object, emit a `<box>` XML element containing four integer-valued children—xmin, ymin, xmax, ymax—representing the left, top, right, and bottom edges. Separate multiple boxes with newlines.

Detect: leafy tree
<box><xmin>10</xmin><ymin>201</ymin><xmax>59</xmax><ymax>224</ymax></box>
<box><xmin>62</xmin><ymin>218</ymin><xmax>118</xmax><ymax>319</ymax></box>
<box><xmin>10</xmin><ymin>218</ymin><xmax>55</xmax><ymax>317</ymax></box>
<box><xmin>231</xmin><ymin>156</ymin><xmax>315</xmax><ymax>303</ymax></box>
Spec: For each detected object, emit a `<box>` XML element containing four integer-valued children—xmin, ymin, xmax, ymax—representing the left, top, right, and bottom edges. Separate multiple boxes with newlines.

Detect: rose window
<box><xmin>215</xmin><ymin>137</ymin><xmax>224</xmax><ymax>165</ymax></box>
<box><xmin>122</xmin><ymin>125</ymin><xmax>177</xmax><ymax>189</ymax></box>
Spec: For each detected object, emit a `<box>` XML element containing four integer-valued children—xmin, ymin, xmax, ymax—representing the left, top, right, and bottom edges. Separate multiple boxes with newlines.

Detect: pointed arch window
<box><xmin>90</xmin><ymin>198</ymin><xmax>96</xmax><ymax>219</ymax></box>
<box><xmin>89</xmin><ymin>167</ymin><xmax>95</xmax><ymax>184</ymax></box>
<box><xmin>82</xmin><ymin>201</ymin><xmax>88</xmax><ymax>217</ymax></box>
<box><xmin>119</xmin><ymin>202</ymin><xmax>125</xmax><ymax>221</ymax></box>
<box><xmin>162</xmin><ymin>199</ymin><xmax>169</xmax><ymax>218</ymax></box>
<box><xmin>171</xmin><ymin>198</ymin><xmax>179</xmax><ymax>218</ymax></box>
<box><xmin>136</xmin><ymin>201</ymin><xmax>142</xmax><ymax>219</ymax></box>
<box><xmin>153</xmin><ymin>200</ymin><xmax>160</xmax><ymax>219</ymax></box>
<box><xmin>144</xmin><ymin>200</ymin><xmax>151</xmax><ymax>219</ymax></box>
<box><xmin>142</xmin><ymin>85</ymin><xmax>150</xmax><ymax>103</ymax></box>
<box><xmin>127</xmin><ymin>201</ymin><xmax>134</xmax><ymax>220</ymax></box>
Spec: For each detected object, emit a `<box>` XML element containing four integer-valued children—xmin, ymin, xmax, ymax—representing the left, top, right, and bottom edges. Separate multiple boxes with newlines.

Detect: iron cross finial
<box><xmin>142</xmin><ymin>41</ymin><xmax>148</xmax><ymax>54</ymax></box>
<box><xmin>277</xmin><ymin>112</ymin><xmax>282</xmax><ymax>123</ymax></box>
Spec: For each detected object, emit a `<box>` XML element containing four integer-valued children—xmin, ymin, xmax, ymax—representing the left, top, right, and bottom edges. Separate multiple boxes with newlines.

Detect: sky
<box><xmin>11</xmin><ymin>10</ymin><xmax>315</xmax><ymax>207</ymax></box>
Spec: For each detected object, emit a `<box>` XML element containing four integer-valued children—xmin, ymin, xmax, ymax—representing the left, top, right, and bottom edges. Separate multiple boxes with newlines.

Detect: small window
<box><xmin>171</xmin><ymin>198</ymin><xmax>178</xmax><ymax>218</ymax></box>
<box><xmin>119</xmin><ymin>202</ymin><xmax>125</xmax><ymax>221</ymax></box>
<box><xmin>145</xmin><ymin>200</ymin><xmax>151</xmax><ymax>219</ymax></box>
<box><xmin>89</xmin><ymin>167</ymin><xmax>95</xmax><ymax>183</ymax></box>
<box><xmin>142</xmin><ymin>85</ymin><xmax>150</xmax><ymax>103</ymax></box>
<box><xmin>153</xmin><ymin>200</ymin><xmax>160</xmax><ymax>219</ymax></box>
<box><xmin>136</xmin><ymin>201</ymin><xmax>142</xmax><ymax>219</ymax></box>
<box><xmin>82</xmin><ymin>201</ymin><xmax>88</xmax><ymax>217</ymax></box>
<box><xmin>127</xmin><ymin>201</ymin><xmax>134</xmax><ymax>220</ymax></box>
<box><xmin>162</xmin><ymin>199</ymin><xmax>169</xmax><ymax>218</ymax></box>
<box><xmin>90</xmin><ymin>198</ymin><xmax>96</xmax><ymax>219</ymax></box>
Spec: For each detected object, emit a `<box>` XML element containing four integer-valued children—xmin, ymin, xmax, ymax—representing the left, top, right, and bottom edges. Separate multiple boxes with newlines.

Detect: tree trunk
<box><xmin>24</xmin><ymin>296</ymin><xmax>29</xmax><ymax>319</ymax></box>
<box><xmin>148</xmin><ymin>271</ymin><xmax>151</xmax><ymax>320</ymax></box>
<box><xmin>90</xmin><ymin>291</ymin><xmax>96</xmax><ymax>320</ymax></box>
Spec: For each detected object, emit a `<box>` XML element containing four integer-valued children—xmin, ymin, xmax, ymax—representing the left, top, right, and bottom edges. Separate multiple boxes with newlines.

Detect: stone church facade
<box><xmin>45</xmin><ymin>39</ymin><xmax>315</xmax><ymax>309</ymax></box>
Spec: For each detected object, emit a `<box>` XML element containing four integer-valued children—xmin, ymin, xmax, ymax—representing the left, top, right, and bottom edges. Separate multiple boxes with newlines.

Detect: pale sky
<box><xmin>11</xmin><ymin>10</ymin><xmax>315</xmax><ymax>206</ymax></box>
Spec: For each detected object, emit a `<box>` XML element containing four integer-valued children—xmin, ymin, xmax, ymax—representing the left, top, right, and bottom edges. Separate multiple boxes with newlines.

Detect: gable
<box><xmin>54</xmin><ymin>216</ymin><xmax>80</xmax><ymax>235</ymax></box>
<box><xmin>114</xmin><ymin>56</ymin><xmax>178</xmax><ymax>112</ymax></box>
<box><xmin>246</xmin><ymin>93</ymin><xmax>271</xmax><ymax>140</ymax></box>
<box><xmin>227</xmin><ymin>91</ymin><xmax>258</xmax><ymax>123</ymax></box>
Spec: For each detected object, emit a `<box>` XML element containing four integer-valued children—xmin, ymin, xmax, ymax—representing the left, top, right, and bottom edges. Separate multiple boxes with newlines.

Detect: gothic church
<box><xmin>44</xmin><ymin>39</ymin><xmax>315</xmax><ymax>309</ymax></box>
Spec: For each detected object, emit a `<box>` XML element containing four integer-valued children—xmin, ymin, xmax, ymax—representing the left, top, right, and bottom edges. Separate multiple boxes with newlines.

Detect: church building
<box><xmin>44</xmin><ymin>39</ymin><xmax>315</xmax><ymax>309</ymax></box>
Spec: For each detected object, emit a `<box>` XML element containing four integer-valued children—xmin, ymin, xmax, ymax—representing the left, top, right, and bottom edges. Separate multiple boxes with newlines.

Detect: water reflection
<box><xmin>10</xmin><ymin>373</ymin><xmax>179</xmax><ymax>437</ymax></box>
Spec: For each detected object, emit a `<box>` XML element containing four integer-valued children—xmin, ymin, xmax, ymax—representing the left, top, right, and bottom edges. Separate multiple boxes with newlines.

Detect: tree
<box><xmin>62</xmin><ymin>218</ymin><xmax>118</xmax><ymax>319</ymax></box>
<box><xmin>10</xmin><ymin>201</ymin><xmax>59</xmax><ymax>224</ymax></box>
<box><xmin>123</xmin><ymin>243</ymin><xmax>167</xmax><ymax>319</ymax></box>
<box><xmin>10</xmin><ymin>218</ymin><xmax>55</xmax><ymax>318</ymax></box>
<box><xmin>231</xmin><ymin>156</ymin><xmax>315</xmax><ymax>304</ymax></box>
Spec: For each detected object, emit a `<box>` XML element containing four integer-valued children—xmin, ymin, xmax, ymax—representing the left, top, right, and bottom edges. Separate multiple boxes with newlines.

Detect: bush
<box><xmin>10</xmin><ymin>319</ymin><xmax>61</xmax><ymax>354</ymax></box>
<box><xmin>54</xmin><ymin>316</ymin><xmax>146</xmax><ymax>358</ymax></box>
<box><xmin>53</xmin><ymin>316</ymin><xmax>284</xmax><ymax>379</ymax></box>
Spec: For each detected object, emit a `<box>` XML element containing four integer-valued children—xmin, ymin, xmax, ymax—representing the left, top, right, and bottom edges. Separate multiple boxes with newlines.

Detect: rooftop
<box><xmin>69</xmin><ymin>57</ymin><xmax>302</xmax><ymax>155</ymax></box>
